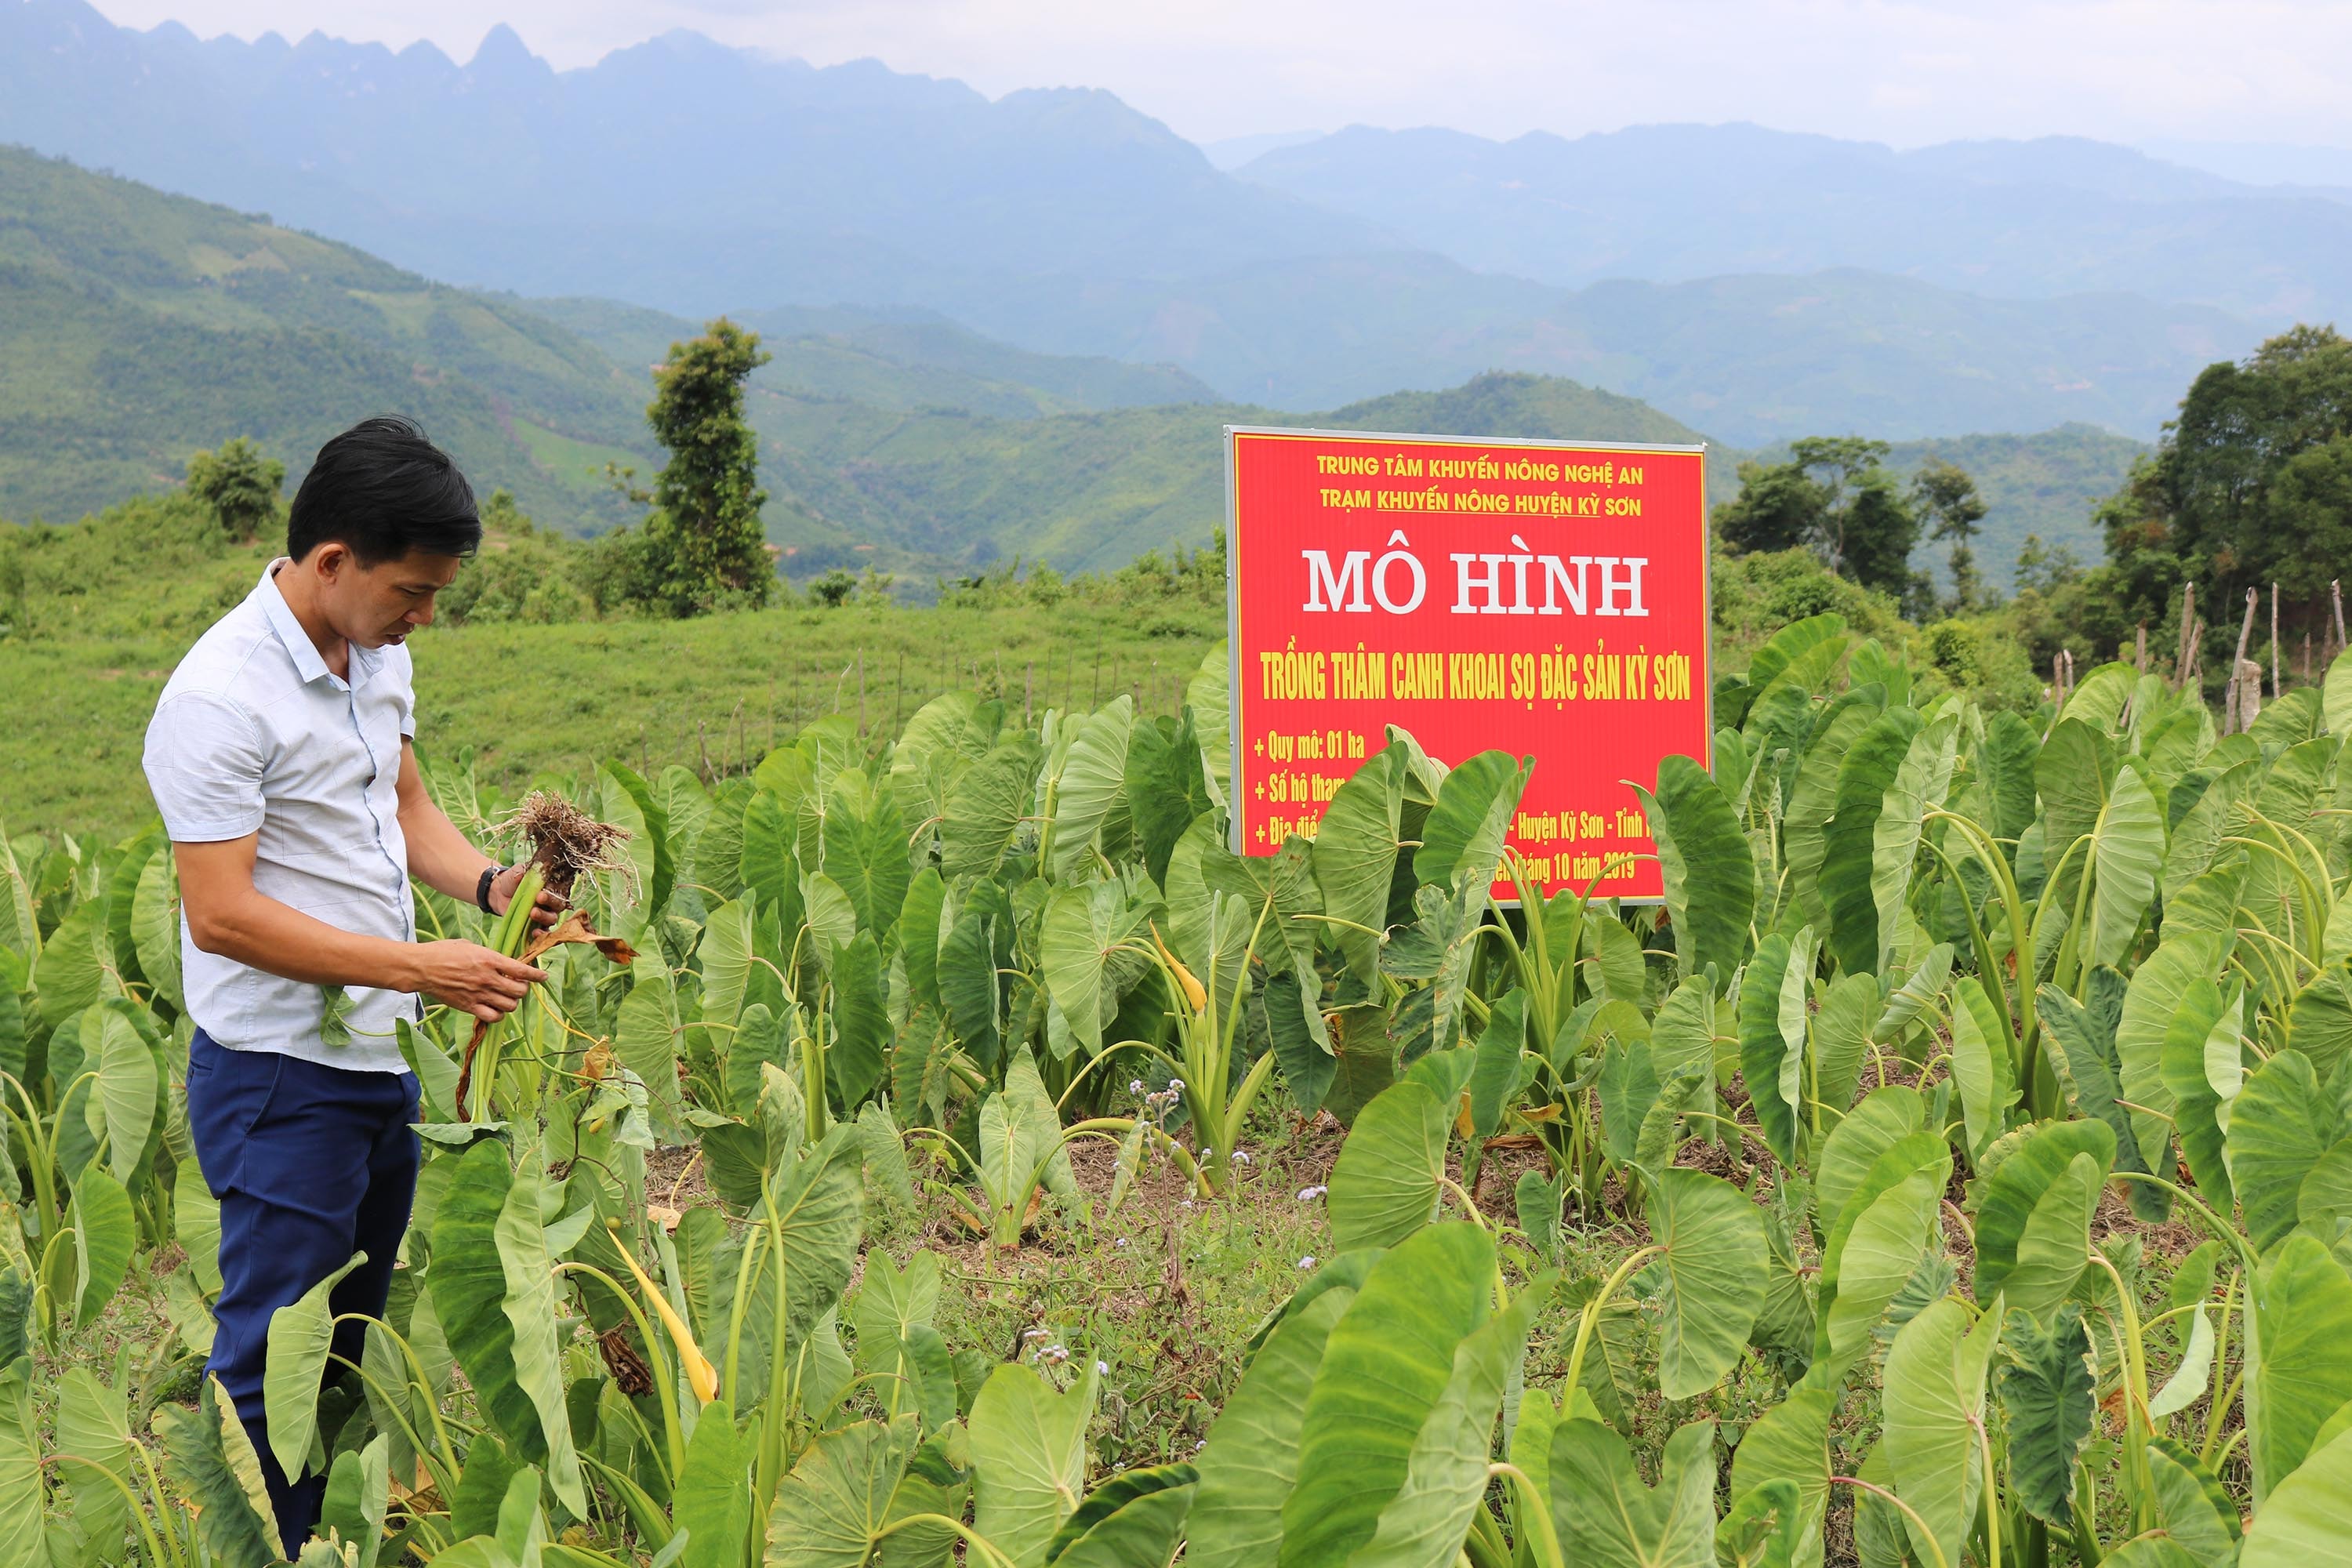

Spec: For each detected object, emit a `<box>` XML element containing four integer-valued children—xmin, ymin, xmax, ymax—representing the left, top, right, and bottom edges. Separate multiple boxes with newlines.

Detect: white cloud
<box><xmin>80</xmin><ymin>0</ymin><xmax>2352</xmax><ymax>151</ymax></box>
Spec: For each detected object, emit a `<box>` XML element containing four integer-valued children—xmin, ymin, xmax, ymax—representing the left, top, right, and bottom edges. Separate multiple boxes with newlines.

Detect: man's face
<box><xmin>316</xmin><ymin>545</ymin><xmax>463</xmax><ymax>649</ymax></box>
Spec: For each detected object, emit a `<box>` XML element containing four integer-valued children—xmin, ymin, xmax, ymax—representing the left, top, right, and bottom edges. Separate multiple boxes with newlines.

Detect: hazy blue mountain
<box><xmin>524</xmin><ymin>298</ymin><xmax>1217</xmax><ymax>418</ymax></box>
<box><xmin>0</xmin><ymin>2</ymin><xmax>1375</xmax><ymax>308</ymax></box>
<box><xmin>1202</xmin><ymin>131</ymin><xmax>1325</xmax><ymax>170</ymax></box>
<box><xmin>0</xmin><ymin>3</ymin><xmax>2274</xmax><ymax>439</ymax></box>
<box><xmin>1235</xmin><ymin>122</ymin><xmax>2352</xmax><ymax>324</ymax></box>
<box><xmin>951</xmin><ymin>258</ymin><xmax>2248</xmax><ymax>444</ymax></box>
<box><xmin>2139</xmin><ymin>138</ymin><xmax>2352</xmax><ymax>192</ymax></box>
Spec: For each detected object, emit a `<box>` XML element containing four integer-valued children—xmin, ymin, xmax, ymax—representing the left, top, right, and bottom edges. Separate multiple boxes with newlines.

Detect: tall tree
<box><xmin>1911</xmin><ymin>457</ymin><xmax>1989</xmax><ymax>611</ymax></box>
<box><xmin>1714</xmin><ymin>436</ymin><xmax>1920</xmax><ymax>598</ymax></box>
<box><xmin>636</xmin><ymin>318</ymin><xmax>775</xmax><ymax>616</ymax></box>
<box><xmin>184</xmin><ymin>437</ymin><xmax>285</xmax><ymax>543</ymax></box>
<box><xmin>2096</xmin><ymin>325</ymin><xmax>2352</xmax><ymax>633</ymax></box>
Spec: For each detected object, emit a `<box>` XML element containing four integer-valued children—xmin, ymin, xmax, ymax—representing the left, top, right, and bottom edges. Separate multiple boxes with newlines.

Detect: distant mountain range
<box><xmin>0</xmin><ymin>1</ymin><xmax>2290</xmax><ymax>441</ymax></box>
<box><xmin>1234</xmin><ymin>124</ymin><xmax>2352</xmax><ymax>322</ymax></box>
<box><xmin>0</xmin><ymin>138</ymin><xmax>2138</xmax><ymax>592</ymax></box>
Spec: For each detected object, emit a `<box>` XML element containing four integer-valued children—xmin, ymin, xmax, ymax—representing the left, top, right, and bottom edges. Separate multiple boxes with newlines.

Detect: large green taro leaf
<box><xmin>2241</xmin><ymin>1425</ymin><xmax>2352</xmax><ymax>1568</ymax></box>
<box><xmin>1728</xmin><ymin>1385</ymin><xmax>1834</xmax><ymax>1568</ymax></box>
<box><xmin>427</xmin><ymin>1141</ymin><xmax>544</xmax><ymax>1464</ymax></box>
<box><xmin>1638</xmin><ymin>752</ymin><xmax>1754</xmax><ymax>984</ymax></box>
<box><xmin>1869</xmin><ymin>710</ymin><xmax>1960</xmax><ymax>976</ymax></box>
<box><xmin>2115</xmin><ymin>931</ymin><xmax>2229</xmax><ymax>1180</ymax></box>
<box><xmin>154</xmin><ymin>1374</ymin><xmax>281</xmax><ymax>1568</ymax></box>
<box><xmin>2230</xmin><ymin>1050</ymin><xmax>2347</xmax><ymax>1254</ymax></box>
<box><xmin>261</xmin><ymin>1248</ymin><xmax>365</xmax><ymax>1480</ymax></box>
<box><xmin>1972</xmin><ymin>1118</ymin><xmax>2114</xmax><ymax>1316</ymax></box>
<box><xmin>1548</xmin><ymin>1417</ymin><xmax>1719</xmax><ymax>1568</ymax></box>
<box><xmin>1188</xmin><ymin>1283</ymin><xmax>1358</xmax><ymax>1568</ymax></box>
<box><xmin>1047</xmin><ymin>1463</ymin><xmax>1198</xmax><ymax>1568</ymax></box>
<box><xmin>1410</xmin><ymin>749</ymin><xmax>1525</xmax><ymax>895</ymax></box>
<box><xmin>1279</xmin><ymin>1225</ymin><xmax>1494</xmax><ymax>1568</ymax></box>
<box><xmin>1882</xmin><ymin>1295</ymin><xmax>2001</xmax><ymax>1568</ymax></box>
<box><xmin>1994</xmin><ymin>1305</ymin><xmax>2096</xmax><ymax>1528</ymax></box>
<box><xmin>2252</xmin><ymin>1232</ymin><xmax>2352</xmax><ymax>1501</ymax></box>
<box><xmin>1651</xmin><ymin>1167</ymin><xmax>1768</xmax><ymax>1400</ymax></box>
<box><xmin>1327</xmin><ymin>1080</ymin><xmax>1451</xmax><ymax>1254</ymax></box>
<box><xmin>1349</xmin><ymin>1276</ymin><xmax>1550</xmax><ymax>1568</ymax></box>
<box><xmin>1315</xmin><ymin>741</ymin><xmax>1409</xmax><ymax>988</ymax></box>
<box><xmin>1820</xmin><ymin>707</ymin><xmax>1925</xmax><ymax>978</ymax></box>
<box><xmin>970</xmin><ymin>1365</ymin><xmax>1097</xmax><ymax>1568</ymax></box>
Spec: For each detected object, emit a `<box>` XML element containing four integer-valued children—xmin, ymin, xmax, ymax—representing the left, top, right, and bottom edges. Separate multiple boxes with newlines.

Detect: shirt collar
<box><xmin>254</xmin><ymin>559</ymin><xmax>376</xmax><ymax>689</ymax></box>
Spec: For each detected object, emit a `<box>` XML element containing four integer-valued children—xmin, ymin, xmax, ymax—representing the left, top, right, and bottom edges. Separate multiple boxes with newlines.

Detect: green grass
<box><xmin>0</xmin><ymin>494</ymin><xmax>1221</xmax><ymax>837</ymax></box>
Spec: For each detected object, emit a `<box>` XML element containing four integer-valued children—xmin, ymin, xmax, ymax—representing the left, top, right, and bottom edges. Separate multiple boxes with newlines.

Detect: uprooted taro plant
<box><xmin>4</xmin><ymin>619</ymin><xmax>2352</xmax><ymax>1564</ymax></box>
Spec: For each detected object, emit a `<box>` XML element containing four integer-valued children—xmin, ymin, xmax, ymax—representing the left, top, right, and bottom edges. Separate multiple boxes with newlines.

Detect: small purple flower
<box><xmin>1296</xmin><ymin>1185</ymin><xmax>1327</xmax><ymax>1202</ymax></box>
<box><xmin>1297</xmin><ymin>1255</ymin><xmax>1316</xmax><ymax>1270</ymax></box>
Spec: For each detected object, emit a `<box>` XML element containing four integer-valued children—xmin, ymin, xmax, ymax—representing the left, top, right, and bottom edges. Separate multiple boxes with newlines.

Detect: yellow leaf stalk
<box><xmin>612</xmin><ymin>1230</ymin><xmax>719</xmax><ymax>1405</ymax></box>
<box><xmin>1151</xmin><ymin>923</ymin><xmax>1207</xmax><ymax>1014</ymax></box>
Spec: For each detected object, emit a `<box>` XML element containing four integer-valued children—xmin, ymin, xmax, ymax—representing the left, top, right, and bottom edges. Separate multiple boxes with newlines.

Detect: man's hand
<box><xmin>489</xmin><ymin>862</ymin><xmax>566</xmax><ymax>929</ymax></box>
<box><xmin>411</xmin><ymin>940</ymin><xmax>547</xmax><ymax>1024</ymax></box>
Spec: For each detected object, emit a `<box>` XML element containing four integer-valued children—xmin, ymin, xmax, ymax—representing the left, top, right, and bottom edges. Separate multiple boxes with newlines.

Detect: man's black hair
<box><xmin>288</xmin><ymin>416</ymin><xmax>483</xmax><ymax>566</ymax></box>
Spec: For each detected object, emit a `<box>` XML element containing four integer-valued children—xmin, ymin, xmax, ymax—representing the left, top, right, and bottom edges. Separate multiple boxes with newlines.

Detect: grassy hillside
<box><xmin>0</xmin><ymin>143</ymin><xmax>660</xmax><ymax>528</ymax></box>
<box><xmin>0</xmin><ymin>492</ymin><xmax>1225</xmax><ymax>835</ymax></box>
<box><xmin>752</xmin><ymin>371</ymin><xmax>1737</xmax><ymax>578</ymax></box>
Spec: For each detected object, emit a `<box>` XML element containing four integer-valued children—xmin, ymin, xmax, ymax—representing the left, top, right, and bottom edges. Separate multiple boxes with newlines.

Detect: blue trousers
<box><xmin>186</xmin><ymin>1030</ymin><xmax>420</xmax><ymax>1556</ymax></box>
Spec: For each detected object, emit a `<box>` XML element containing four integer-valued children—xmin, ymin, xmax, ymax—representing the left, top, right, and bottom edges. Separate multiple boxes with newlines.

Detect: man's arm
<box><xmin>176</xmin><ymin>835</ymin><xmax>544</xmax><ymax>1023</ymax></box>
<box><xmin>394</xmin><ymin>742</ymin><xmax>561</xmax><ymax>926</ymax></box>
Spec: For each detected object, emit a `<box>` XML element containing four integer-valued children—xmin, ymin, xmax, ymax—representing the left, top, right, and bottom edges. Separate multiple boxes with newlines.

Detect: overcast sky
<box><xmin>81</xmin><ymin>0</ymin><xmax>2352</xmax><ymax>153</ymax></box>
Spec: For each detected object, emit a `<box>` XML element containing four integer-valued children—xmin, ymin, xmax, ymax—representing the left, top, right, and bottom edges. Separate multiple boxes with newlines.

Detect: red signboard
<box><xmin>1225</xmin><ymin>426</ymin><xmax>1712</xmax><ymax>902</ymax></box>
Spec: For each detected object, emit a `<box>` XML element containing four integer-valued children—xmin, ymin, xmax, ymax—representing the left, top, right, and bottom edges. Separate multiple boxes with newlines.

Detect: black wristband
<box><xmin>476</xmin><ymin>864</ymin><xmax>503</xmax><ymax>914</ymax></box>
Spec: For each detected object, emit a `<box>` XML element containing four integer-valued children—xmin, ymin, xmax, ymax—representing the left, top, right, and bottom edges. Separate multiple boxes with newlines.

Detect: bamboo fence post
<box><xmin>2135</xmin><ymin>622</ymin><xmax>2147</xmax><ymax>672</ymax></box>
<box><xmin>2336</xmin><ymin>580</ymin><xmax>2348</xmax><ymax>658</ymax></box>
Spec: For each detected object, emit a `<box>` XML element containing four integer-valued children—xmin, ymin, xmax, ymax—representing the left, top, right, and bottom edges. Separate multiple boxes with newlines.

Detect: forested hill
<box><xmin>746</xmin><ymin>375</ymin><xmax>2139</xmax><ymax>589</ymax></box>
<box><xmin>746</xmin><ymin>373</ymin><xmax>1733</xmax><ymax>579</ymax></box>
<box><xmin>0</xmin><ymin>145</ymin><xmax>1215</xmax><ymax>531</ymax></box>
<box><xmin>0</xmin><ymin>143</ymin><xmax>655</xmax><ymax>528</ymax></box>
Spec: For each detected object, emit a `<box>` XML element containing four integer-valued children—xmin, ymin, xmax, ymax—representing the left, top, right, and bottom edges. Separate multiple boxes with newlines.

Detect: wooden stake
<box><xmin>2175</xmin><ymin>583</ymin><xmax>2196</xmax><ymax>690</ymax></box>
<box><xmin>2235</xmin><ymin>657</ymin><xmax>2264</xmax><ymax>731</ymax></box>
<box><xmin>2303</xmin><ymin>630</ymin><xmax>2314</xmax><ymax>684</ymax></box>
<box><xmin>2271</xmin><ymin>583</ymin><xmax>2281</xmax><ymax>699</ymax></box>
<box><xmin>2227</xmin><ymin>588</ymin><xmax>2259</xmax><ymax>731</ymax></box>
<box><xmin>2336</xmin><ymin>579</ymin><xmax>2348</xmax><ymax>657</ymax></box>
<box><xmin>2135</xmin><ymin>622</ymin><xmax>2147</xmax><ymax>672</ymax></box>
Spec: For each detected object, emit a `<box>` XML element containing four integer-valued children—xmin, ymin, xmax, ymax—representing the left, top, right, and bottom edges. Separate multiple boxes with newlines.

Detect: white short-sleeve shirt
<box><xmin>143</xmin><ymin>560</ymin><xmax>419</xmax><ymax>1071</ymax></box>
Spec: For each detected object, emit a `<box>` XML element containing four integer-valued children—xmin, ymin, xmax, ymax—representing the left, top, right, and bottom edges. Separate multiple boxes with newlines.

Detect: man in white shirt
<box><xmin>143</xmin><ymin>416</ymin><xmax>561</xmax><ymax>1553</ymax></box>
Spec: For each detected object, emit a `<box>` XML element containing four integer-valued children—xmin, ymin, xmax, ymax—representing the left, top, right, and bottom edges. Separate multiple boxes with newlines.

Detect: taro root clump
<box><xmin>504</xmin><ymin>789</ymin><xmax>635</xmax><ymax>903</ymax></box>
